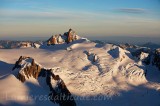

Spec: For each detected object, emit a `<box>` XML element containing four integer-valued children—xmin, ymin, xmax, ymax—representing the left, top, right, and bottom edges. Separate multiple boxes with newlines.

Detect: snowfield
<box><xmin>0</xmin><ymin>38</ymin><xmax>160</xmax><ymax>106</ymax></box>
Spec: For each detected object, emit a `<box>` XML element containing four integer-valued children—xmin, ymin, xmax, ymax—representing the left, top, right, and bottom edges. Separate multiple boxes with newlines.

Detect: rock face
<box><xmin>152</xmin><ymin>49</ymin><xmax>160</xmax><ymax>70</ymax></box>
<box><xmin>130</xmin><ymin>47</ymin><xmax>160</xmax><ymax>69</ymax></box>
<box><xmin>131</xmin><ymin>48</ymin><xmax>151</xmax><ymax>64</ymax></box>
<box><xmin>119</xmin><ymin>43</ymin><xmax>138</xmax><ymax>49</ymax></box>
<box><xmin>12</xmin><ymin>56</ymin><xmax>41</xmax><ymax>82</ymax></box>
<box><xmin>47</xmin><ymin>29</ymin><xmax>79</xmax><ymax>45</ymax></box>
<box><xmin>48</xmin><ymin>74</ymin><xmax>76</xmax><ymax>106</ymax></box>
<box><xmin>85</xmin><ymin>51</ymin><xmax>98</xmax><ymax>62</ymax></box>
<box><xmin>20</xmin><ymin>42</ymin><xmax>31</xmax><ymax>48</ymax></box>
<box><xmin>12</xmin><ymin>56</ymin><xmax>76</xmax><ymax>106</ymax></box>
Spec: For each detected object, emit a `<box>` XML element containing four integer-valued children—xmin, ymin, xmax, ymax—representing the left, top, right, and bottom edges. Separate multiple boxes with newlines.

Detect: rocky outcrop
<box><xmin>47</xmin><ymin>29</ymin><xmax>79</xmax><ymax>45</ymax></box>
<box><xmin>47</xmin><ymin>35</ymin><xmax>60</xmax><ymax>45</ymax></box>
<box><xmin>131</xmin><ymin>48</ymin><xmax>151</xmax><ymax>64</ymax></box>
<box><xmin>119</xmin><ymin>43</ymin><xmax>138</xmax><ymax>49</ymax></box>
<box><xmin>131</xmin><ymin>48</ymin><xmax>160</xmax><ymax>69</ymax></box>
<box><xmin>152</xmin><ymin>49</ymin><xmax>160</xmax><ymax>70</ymax></box>
<box><xmin>85</xmin><ymin>51</ymin><xmax>98</xmax><ymax>62</ymax></box>
<box><xmin>12</xmin><ymin>56</ymin><xmax>76</xmax><ymax>106</ymax></box>
<box><xmin>67</xmin><ymin>28</ymin><xmax>78</xmax><ymax>43</ymax></box>
<box><xmin>48</xmin><ymin>74</ymin><xmax>76</xmax><ymax>106</ymax></box>
<box><xmin>12</xmin><ymin>56</ymin><xmax>41</xmax><ymax>82</ymax></box>
<box><xmin>20</xmin><ymin>42</ymin><xmax>31</xmax><ymax>48</ymax></box>
<box><xmin>131</xmin><ymin>48</ymin><xmax>150</xmax><ymax>57</ymax></box>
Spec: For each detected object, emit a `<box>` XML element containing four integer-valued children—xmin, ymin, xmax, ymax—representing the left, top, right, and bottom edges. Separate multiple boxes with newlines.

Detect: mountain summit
<box><xmin>47</xmin><ymin>28</ymin><xmax>80</xmax><ymax>45</ymax></box>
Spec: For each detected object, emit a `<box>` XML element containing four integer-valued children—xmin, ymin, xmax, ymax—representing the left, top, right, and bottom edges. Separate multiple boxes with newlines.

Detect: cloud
<box><xmin>0</xmin><ymin>10</ymin><xmax>71</xmax><ymax>19</ymax></box>
<box><xmin>116</xmin><ymin>8</ymin><xmax>148</xmax><ymax>14</ymax></box>
<box><xmin>0</xmin><ymin>9</ymin><xmax>101</xmax><ymax>21</ymax></box>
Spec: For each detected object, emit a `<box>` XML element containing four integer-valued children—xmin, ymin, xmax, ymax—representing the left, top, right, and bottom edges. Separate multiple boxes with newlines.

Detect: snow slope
<box><xmin>0</xmin><ymin>39</ymin><xmax>160</xmax><ymax>106</ymax></box>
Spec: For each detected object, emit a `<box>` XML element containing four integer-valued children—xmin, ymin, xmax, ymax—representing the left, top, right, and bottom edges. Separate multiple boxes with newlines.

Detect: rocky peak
<box><xmin>12</xmin><ymin>56</ymin><xmax>76</xmax><ymax>106</ymax></box>
<box><xmin>12</xmin><ymin>56</ymin><xmax>41</xmax><ymax>82</ymax></box>
<box><xmin>47</xmin><ymin>28</ymin><xmax>80</xmax><ymax>45</ymax></box>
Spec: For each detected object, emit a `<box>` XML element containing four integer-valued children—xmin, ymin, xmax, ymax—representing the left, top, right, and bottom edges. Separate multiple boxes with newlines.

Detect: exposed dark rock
<box><xmin>119</xmin><ymin>43</ymin><xmax>138</xmax><ymax>49</ymax></box>
<box><xmin>131</xmin><ymin>48</ymin><xmax>160</xmax><ymax>69</ymax></box>
<box><xmin>85</xmin><ymin>51</ymin><xmax>98</xmax><ymax>63</ymax></box>
<box><xmin>131</xmin><ymin>48</ymin><xmax>150</xmax><ymax>58</ymax></box>
<box><xmin>12</xmin><ymin>56</ymin><xmax>76</xmax><ymax>106</ymax></box>
<box><xmin>47</xmin><ymin>28</ymin><xmax>79</xmax><ymax>45</ymax></box>
<box><xmin>152</xmin><ymin>49</ymin><xmax>160</xmax><ymax>70</ymax></box>
<box><xmin>143</xmin><ymin>54</ymin><xmax>151</xmax><ymax>65</ymax></box>
<box><xmin>12</xmin><ymin>56</ymin><xmax>42</xmax><ymax>82</ymax></box>
<box><xmin>48</xmin><ymin>74</ymin><xmax>76</xmax><ymax>106</ymax></box>
<box><xmin>131</xmin><ymin>48</ymin><xmax>151</xmax><ymax>64</ymax></box>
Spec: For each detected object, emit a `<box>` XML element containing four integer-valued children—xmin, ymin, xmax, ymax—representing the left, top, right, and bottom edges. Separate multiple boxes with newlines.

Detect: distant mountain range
<box><xmin>0</xmin><ymin>40</ymin><xmax>160</xmax><ymax>49</ymax></box>
<box><xmin>0</xmin><ymin>40</ymin><xmax>42</xmax><ymax>49</ymax></box>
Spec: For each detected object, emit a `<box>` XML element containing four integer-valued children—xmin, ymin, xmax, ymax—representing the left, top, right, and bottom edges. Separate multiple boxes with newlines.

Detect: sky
<box><xmin>0</xmin><ymin>0</ymin><xmax>160</xmax><ymax>40</ymax></box>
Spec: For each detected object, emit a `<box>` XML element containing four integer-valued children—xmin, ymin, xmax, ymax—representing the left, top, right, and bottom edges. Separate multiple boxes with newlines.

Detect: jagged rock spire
<box><xmin>47</xmin><ymin>29</ymin><xmax>79</xmax><ymax>45</ymax></box>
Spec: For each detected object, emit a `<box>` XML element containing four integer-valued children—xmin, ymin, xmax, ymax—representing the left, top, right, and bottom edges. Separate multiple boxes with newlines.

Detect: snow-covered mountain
<box><xmin>141</xmin><ymin>42</ymin><xmax>160</xmax><ymax>49</ymax></box>
<box><xmin>46</xmin><ymin>28</ymin><xmax>80</xmax><ymax>45</ymax></box>
<box><xmin>12</xmin><ymin>56</ymin><xmax>76</xmax><ymax>106</ymax></box>
<box><xmin>0</xmin><ymin>40</ymin><xmax>42</xmax><ymax>49</ymax></box>
<box><xmin>0</xmin><ymin>29</ymin><xmax>160</xmax><ymax>106</ymax></box>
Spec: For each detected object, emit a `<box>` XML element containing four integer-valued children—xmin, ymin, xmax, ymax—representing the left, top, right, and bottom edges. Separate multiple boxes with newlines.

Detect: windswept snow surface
<box><xmin>0</xmin><ymin>39</ymin><xmax>160</xmax><ymax>106</ymax></box>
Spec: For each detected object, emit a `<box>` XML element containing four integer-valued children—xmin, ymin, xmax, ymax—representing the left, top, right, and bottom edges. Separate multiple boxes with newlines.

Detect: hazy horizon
<box><xmin>0</xmin><ymin>0</ymin><xmax>160</xmax><ymax>44</ymax></box>
<box><xmin>1</xmin><ymin>35</ymin><xmax>160</xmax><ymax>45</ymax></box>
